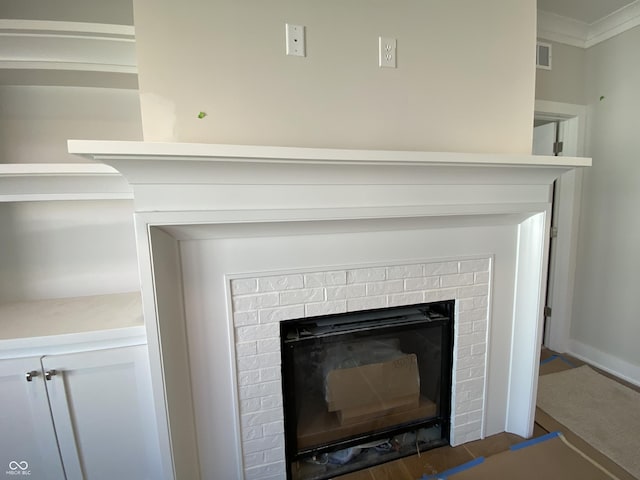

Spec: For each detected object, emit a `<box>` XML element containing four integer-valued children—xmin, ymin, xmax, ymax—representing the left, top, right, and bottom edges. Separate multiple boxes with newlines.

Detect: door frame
<box><xmin>534</xmin><ymin>100</ymin><xmax>587</xmax><ymax>353</ymax></box>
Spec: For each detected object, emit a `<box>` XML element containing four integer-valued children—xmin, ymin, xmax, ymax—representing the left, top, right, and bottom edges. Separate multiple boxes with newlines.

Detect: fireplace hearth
<box><xmin>281</xmin><ymin>301</ymin><xmax>454</xmax><ymax>479</ymax></box>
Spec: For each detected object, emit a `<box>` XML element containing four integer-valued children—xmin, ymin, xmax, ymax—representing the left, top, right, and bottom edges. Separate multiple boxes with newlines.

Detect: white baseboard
<box><xmin>568</xmin><ymin>339</ymin><xmax>640</xmax><ymax>388</ymax></box>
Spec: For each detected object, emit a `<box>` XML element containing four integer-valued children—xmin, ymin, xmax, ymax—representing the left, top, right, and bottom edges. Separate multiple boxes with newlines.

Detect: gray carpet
<box><xmin>537</xmin><ymin>365</ymin><xmax>640</xmax><ymax>478</ymax></box>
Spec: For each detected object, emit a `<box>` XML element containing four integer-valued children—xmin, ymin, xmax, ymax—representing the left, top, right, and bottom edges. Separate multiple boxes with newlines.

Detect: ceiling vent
<box><xmin>536</xmin><ymin>41</ymin><xmax>552</xmax><ymax>70</ymax></box>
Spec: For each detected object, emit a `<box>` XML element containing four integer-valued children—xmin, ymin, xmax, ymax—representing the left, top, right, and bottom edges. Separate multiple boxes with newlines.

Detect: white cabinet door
<box><xmin>0</xmin><ymin>357</ymin><xmax>66</xmax><ymax>480</ymax></box>
<box><xmin>42</xmin><ymin>345</ymin><xmax>162</xmax><ymax>480</ymax></box>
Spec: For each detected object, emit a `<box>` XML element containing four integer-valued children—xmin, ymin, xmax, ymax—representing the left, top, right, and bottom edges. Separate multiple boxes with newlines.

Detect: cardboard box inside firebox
<box><xmin>325</xmin><ymin>353</ymin><xmax>420</xmax><ymax>425</ymax></box>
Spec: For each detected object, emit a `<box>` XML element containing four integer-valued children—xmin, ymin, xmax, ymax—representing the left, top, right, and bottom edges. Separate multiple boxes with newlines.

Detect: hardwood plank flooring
<box><xmin>335</xmin><ymin>432</ymin><xmax>531</xmax><ymax>479</ymax></box>
<box><xmin>335</xmin><ymin>348</ymin><xmax>637</xmax><ymax>479</ymax></box>
<box><xmin>462</xmin><ymin>432</ymin><xmax>523</xmax><ymax>459</ymax></box>
<box><xmin>401</xmin><ymin>444</ymin><xmax>475</xmax><ymax>477</ymax></box>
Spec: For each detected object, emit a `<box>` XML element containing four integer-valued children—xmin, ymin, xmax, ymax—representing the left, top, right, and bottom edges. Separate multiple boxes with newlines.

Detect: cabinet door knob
<box><xmin>45</xmin><ymin>370</ymin><xmax>57</xmax><ymax>381</ymax></box>
<box><xmin>25</xmin><ymin>371</ymin><xmax>38</xmax><ymax>382</ymax></box>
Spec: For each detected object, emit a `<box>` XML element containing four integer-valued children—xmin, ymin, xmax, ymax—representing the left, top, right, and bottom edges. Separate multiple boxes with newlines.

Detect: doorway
<box><xmin>533</xmin><ymin>119</ymin><xmax>560</xmax><ymax>345</ymax></box>
<box><xmin>533</xmin><ymin>100</ymin><xmax>587</xmax><ymax>353</ymax></box>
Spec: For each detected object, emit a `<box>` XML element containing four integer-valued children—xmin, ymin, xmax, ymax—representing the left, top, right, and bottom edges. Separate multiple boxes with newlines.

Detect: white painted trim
<box><xmin>568</xmin><ymin>340</ymin><xmax>640</xmax><ymax>388</ymax></box>
<box><xmin>134</xmin><ymin>219</ymin><xmax>177</xmax><ymax>480</ymax></box>
<box><xmin>222</xmin><ymin>277</ymin><xmax>244</xmax><ymax>480</ymax></box>
<box><xmin>0</xmin><ymin>326</ymin><xmax>146</xmax><ymax>360</ymax></box>
<box><xmin>144</xmin><ymin>225</ymin><xmax>201</xmax><ymax>480</ymax></box>
<box><xmin>0</xmin><ymin>61</ymin><xmax>137</xmax><ymax>74</ymax></box>
<box><xmin>135</xmin><ymin>207</ymin><xmax>542</xmax><ymax>239</ymax></box>
<box><xmin>0</xmin><ymin>19</ymin><xmax>134</xmax><ymax>37</ymax></box>
<box><xmin>534</xmin><ymin>101</ymin><xmax>588</xmax><ymax>155</ymax></box>
<box><xmin>0</xmin><ymin>163</ymin><xmax>121</xmax><ymax>175</ymax></box>
<box><xmin>0</xmin><ymin>163</ymin><xmax>133</xmax><ymax>202</ymax></box>
<box><xmin>538</xmin><ymin>2</ymin><xmax>640</xmax><ymax>49</ymax></box>
<box><xmin>68</xmin><ymin>140</ymin><xmax>590</xmax><ymax>168</ymax></box>
<box><xmin>537</xmin><ymin>10</ymin><xmax>588</xmax><ymax>48</ymax></box>
<box><xmin>506</xmin><ymin>212</ymin><xmax>549</xmax><ymax>438</ymax></box>
<box><xmin>586</xmin><ymin>0</ymin><xmax>640</xmax><ymax>48</ymax></box>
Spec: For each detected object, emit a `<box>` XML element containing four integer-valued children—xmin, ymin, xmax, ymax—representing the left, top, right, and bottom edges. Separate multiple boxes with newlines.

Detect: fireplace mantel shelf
<box><xmin>68</xmin><ymin>140</ymin><xmax>590</xmax><ymax>168</ymax></box>
<box><xmin>67</xmin><ymin>139</ymin><xmax>591</xmax><ymax>219</ymax></box>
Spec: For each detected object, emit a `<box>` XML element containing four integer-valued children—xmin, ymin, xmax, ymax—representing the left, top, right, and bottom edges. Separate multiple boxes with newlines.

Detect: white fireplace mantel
<box><xmin>68</xmin><ymin>140</ymin><xmax>589</xmax><ymax>215</ymax></box>
<box><xmin>69</xmin><ymin>140</ymin><xmax>590</xmax><ymax>480</ymax></box>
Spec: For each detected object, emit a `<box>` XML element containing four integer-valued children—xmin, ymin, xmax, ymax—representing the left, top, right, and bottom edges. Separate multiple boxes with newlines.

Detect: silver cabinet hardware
<box><xmin>25</xmin><ymin>370</ymin><xmax>39</xmax><ymax>382</ymax></box>
<box><xmin>45</xmin><ymin>370</ymin><xmax>57</xmax><ymax>381</ymax></box>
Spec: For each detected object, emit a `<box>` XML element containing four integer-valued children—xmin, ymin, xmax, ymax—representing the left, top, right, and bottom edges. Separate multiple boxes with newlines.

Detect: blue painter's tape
<box><xmin>510</xmin><ymin>431</ymin><xmax>560</xmax><ymax>451</ymax></box>
<box><xmin>419</xmin><ymin>457</ymin><xmax>485</xmax><ymax>479</ymax></box>
<box><xmin>557</xmin><ymin>355</ymin><xmax>577</xmax><ymax>368</ymax></box>
<box><xmin>540</xmin><ymin>354</ymin><xmax>559</xmax><ymax>365</ymax></box>
<box><xmin>540</xmin><ymin>354</ymin><xmax>577</xmax><ymax>368</ymax></box>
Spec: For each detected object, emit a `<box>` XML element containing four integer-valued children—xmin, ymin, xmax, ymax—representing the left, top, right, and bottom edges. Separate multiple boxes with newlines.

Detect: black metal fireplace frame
<box><xmin>280</xmin><ymin>300</ymin><xmax>455</xmax><ymax>480</ymax></box>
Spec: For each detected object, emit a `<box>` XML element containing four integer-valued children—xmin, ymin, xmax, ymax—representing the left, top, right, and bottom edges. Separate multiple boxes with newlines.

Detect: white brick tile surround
<box><xmin>230</xmin><ymin>257</ymin><xmax>491</xmax><ymax>480</ymax></box>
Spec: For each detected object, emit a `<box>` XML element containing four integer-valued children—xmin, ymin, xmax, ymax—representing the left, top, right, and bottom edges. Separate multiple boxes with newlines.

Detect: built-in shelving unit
<box><xmin>0</xmin><ymin>164</ymin><xmax>141</xmax><ymax>357</ymax></box>
<box><xmin>0</xmin><ymin>163</ymin><xmax>133</xmax><ymax>201</ymax></box>
<box><xmin>0</xmin><ymin>292</ymin><xmax>145</xmax><ymax>358</ymax></box>
<box><xmin>0</xmin><ymin>19</ymin><xmax>137</xmax><ymax>88</ymax></box>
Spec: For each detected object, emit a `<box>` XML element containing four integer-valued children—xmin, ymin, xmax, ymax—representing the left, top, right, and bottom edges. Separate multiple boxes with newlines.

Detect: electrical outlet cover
<box><xmin>286</xmin><ymin>24</ymin><xmax>305</xmax><ymax>57</ymax></box>
<box><xmin>379</xmin><ymin>37</ymin><xmax>396</xmax><ymax>68</ymax></box>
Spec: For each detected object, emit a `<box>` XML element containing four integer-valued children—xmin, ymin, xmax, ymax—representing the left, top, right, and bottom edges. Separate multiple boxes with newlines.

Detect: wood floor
<box><xmin>334</xmin><ymin>348</ymin><xmax>637</xmax><ymax>480</ymax></box>
<box><xmin>335</xmin><ymin>425</ymin><xmax>547</xmax><ymax>480</ymax></box>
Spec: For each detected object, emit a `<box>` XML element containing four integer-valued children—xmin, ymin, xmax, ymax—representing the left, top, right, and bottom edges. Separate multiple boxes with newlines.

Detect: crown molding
<box><xmin>537</xmin><ymin>10</ymin><xmax>588</xmax><ymax>48</ymax></box>
<box><xmin>538</xmin><ymin>1</ymin><xmax>640</xmax><ymax>49</ymax></box>
<box><xmin>586</xmin><ymin>0</ymin><xmax>640</xmax><ymax>47</ymax></box>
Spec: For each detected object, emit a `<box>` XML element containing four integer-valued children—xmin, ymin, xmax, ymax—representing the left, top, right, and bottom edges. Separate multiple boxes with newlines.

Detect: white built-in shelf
<box><xmin>0</xmin><ymin>292</ymin><xmax>145</xmax><ymax>358</ymax></box>
<box><xmin>0</xmin><ymin>163</ymin><xmax>133</xmax><ymax>202</ymax></box>
<box><xmin>0</xmin><ymin>20</ymin><xmax>137</xmax><ymax>88</ymax></box>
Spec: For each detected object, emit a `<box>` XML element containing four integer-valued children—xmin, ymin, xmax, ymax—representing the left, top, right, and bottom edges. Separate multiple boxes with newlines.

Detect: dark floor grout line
<box><xmin>462</xmin><ymin>445</ymin><xmax>477</xmax><ymax>459</ymax></box>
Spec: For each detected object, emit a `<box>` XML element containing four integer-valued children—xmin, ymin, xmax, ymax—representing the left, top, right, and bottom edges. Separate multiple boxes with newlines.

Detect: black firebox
<box><xmin>280</xmin><ymin>301</ymin><xmax>454</xmax><ymax>480</ymax></box>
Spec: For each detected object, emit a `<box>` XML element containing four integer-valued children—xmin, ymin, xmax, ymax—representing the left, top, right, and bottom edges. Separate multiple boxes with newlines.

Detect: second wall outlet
<box><xmin>286</xmin><ymin>24</ymin><xmax>305</xmax><ymax>57</ymax></box>
<box><xmin>379</xmin><ymin>37</ymin><xmax>396</xmax><ymax>68</ymax></box>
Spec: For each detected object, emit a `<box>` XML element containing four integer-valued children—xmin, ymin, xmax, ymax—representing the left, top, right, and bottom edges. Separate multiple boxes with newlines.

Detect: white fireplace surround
<box><xmin>230</xmin><ymin>257</ymin><xmax>490</xmax><ymax>479</ymax></box>
<box><xmin>69</xmin><ymin>140</ymin><xmax>589</xmax><ymax>480</ymax></box>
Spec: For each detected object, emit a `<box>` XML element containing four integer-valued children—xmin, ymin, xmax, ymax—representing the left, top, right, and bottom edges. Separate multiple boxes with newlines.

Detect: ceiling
<box><xmin>538</xmin><ymin>0</ymin><xmax>636</xmax><ymax>24</ymax></box>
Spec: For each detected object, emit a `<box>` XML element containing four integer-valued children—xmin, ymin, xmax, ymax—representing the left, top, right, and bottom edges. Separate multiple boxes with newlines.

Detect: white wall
<box><xmin>0</xmin><ymin>200</ymin><xmax>140</xmax><ymax>302</ymax></box>
<box><xmin>132</xmin><ymin>0</ymin><xmax>536</xmax><ymax>154</ymax></box>
<box><xmin>535</xmin><ymin>39</ymin><xmax>586</xmax><ymax>105</ymax></box>
<box><xmin>0</xmin><ymin>86</ymin><xmax>142</xmax><ymax>164</ymax></box>
<box><xmin>570</xmin><ymin>26</ymin><xmax>640</xmax><ymax>379</ymax></box>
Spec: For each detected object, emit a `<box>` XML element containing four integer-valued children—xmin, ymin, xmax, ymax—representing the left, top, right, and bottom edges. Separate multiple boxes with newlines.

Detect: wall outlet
<box><xmin>379</xmin><ymin>37</ymin><xmax>396</xmax><ymax>68</ymax></box>
<box><xmin>286</xmin><ymin>24</ymin><xmax>305</xmax><ymax>57</ymax></box>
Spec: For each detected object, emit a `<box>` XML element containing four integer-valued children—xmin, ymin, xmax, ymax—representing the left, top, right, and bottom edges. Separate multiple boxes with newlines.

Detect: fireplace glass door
<box><xmin>281</xmin><ymin>301</ymin><xmax>454</xmax><ymax>480</ymax></box>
